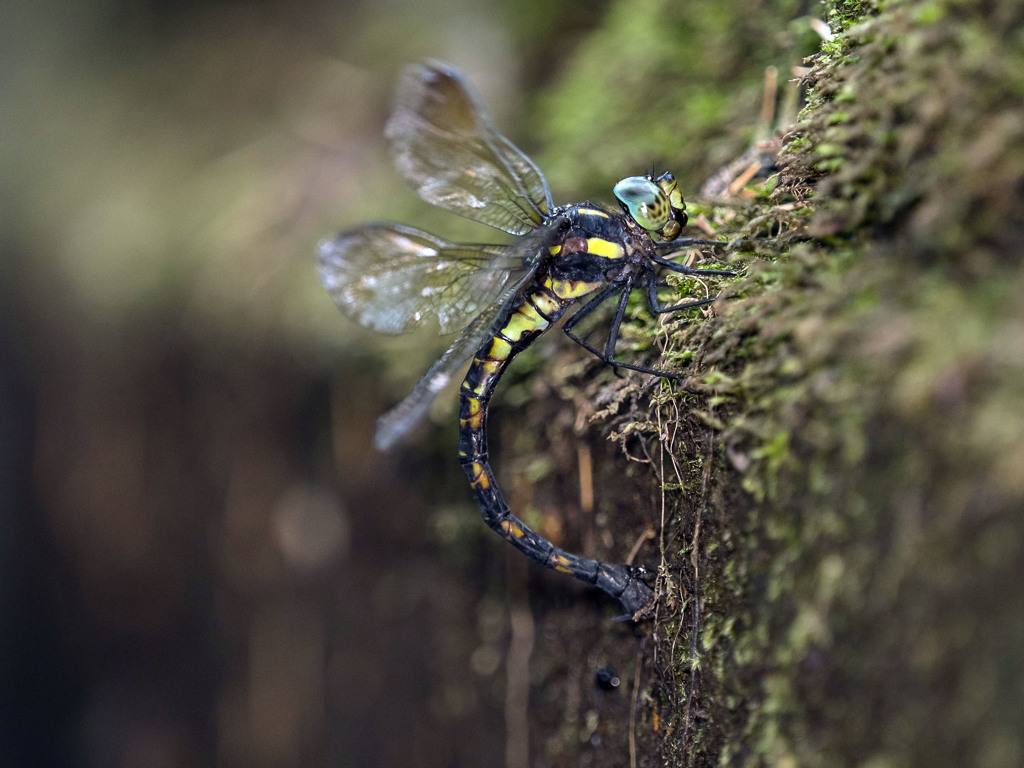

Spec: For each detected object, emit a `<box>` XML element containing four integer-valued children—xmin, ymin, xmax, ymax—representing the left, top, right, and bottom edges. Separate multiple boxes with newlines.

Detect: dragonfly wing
<box><xmin>372</xmin><ymin>307</ymin><xmax>494</xmax><ymax>451</ymax></box>
<box><xmin>373</xmin><ymin>257</ymin><xmax>541</xmax><ymax>451</ymax></box>
<box><xmin>385</xmin><ymin>61</ymin><xmax>553</xmax><ymax>236</ymax></box>
<box><xmin>318</xmin><ymin>223</ymin><xmax>529</xmax><ymax>335</ymax></box>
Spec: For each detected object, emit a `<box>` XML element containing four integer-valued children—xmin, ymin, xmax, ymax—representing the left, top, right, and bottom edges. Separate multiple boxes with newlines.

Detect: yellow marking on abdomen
<box><xmin>529</xmin><ymin>290</ymin><xmax>561</xmax><ymax>317</ymax></box>
<box><xmin>502</xmin><ymin>301</ymin><xmax>549</xmax><ymax>342</ymax></box>
<box><xmin>546</xmin><ymin>277</ymin><xmax>600</xmax><ymax>300</ymax></box>
<box><xmin>462</xmin><ymin>378</ymin><xmax>487</xmax><ymax>397</ymax></box>
<box><xmin>501</xmin><ymin>520</ymin><xmax>525</xmax><ymax>539</ymax></box>
<box><xmin>586</xmin><ymin>237</ymin><xmax>624</xmax><ymax>259</ymax></box>
<box><xmin>486</xmin><ymin>336</ymin><xmax>512</xmax><ymax>361</ymax></box>
<box><xmin>460</xmin><ymin>412</ymin><xmax>483</xmax><ymax>430</ymax></box>
<box><xmin>472</xmin><ymin>357</ymin><xmax>502</xmax><ymax>378</ymax></box>
<box><xmin>551</xmin><ymin>553</ymin><xmax>573</xmax><ymax>574</ymax></box>
<box><xmin>469</xmin><ymin>462</ymin><xmax>490</xmax><ymax>490</ymax></box>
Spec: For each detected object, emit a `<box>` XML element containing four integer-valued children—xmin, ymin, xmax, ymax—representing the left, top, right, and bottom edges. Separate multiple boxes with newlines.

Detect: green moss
<box><xmin>542</xmin><ymin>0</ymin><xmax>1024</xmax><ymax>764</ymax></box>
<box><xmin>498</xmin><ymin>0</ymin><xmax>1024</xmax><ymax>762</ymax></box>
<box><xmin>607</xmin><ymin>0</ymin><xmax>1024</xmax><ymax>763</ymax></box>
<box><xmin>534</xmin><ymin>0</ymin><xmax>805</xmax><ymax>193</ymax></box>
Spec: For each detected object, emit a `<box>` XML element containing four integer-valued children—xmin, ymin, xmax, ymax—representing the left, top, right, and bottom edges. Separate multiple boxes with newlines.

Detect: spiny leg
<box><xmin>561</xmin><ymin>282</ymin><xmax>711</xmax><ymax>381</ymax></box>
<box><xmin>646</xmin><ymin>272</ymin><xmax>721</xmax><ymax>315</ymax></box>
<box><xmin>651</xmin><ymin>252</ymin><xmax>736</xmax><ymax>276</ymax></box>
<box><xmin>652</xmin><ymin>234</ymin><xmax>736</xmax><ymax>277</ymax></box>
<box><xmin>561</xmin><ymin>283</ymin><xmax>686</xmax><ymax>379</ymax></box>
<box><xmin>654</xmin><ymin>237</ymin><xmax>726</xmax><ymax>250</ymax></box>
<box><xmin>602</xmin><ymin>283</ymin><xmax>634</xmax><ymax>360</ymax></box>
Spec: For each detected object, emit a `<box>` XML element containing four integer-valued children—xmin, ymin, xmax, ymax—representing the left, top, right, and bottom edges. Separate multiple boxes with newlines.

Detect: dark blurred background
<box><xmin>0</xmin><ymin>0</ymin><xmax>804</xmax><ymax>765</ymax></box>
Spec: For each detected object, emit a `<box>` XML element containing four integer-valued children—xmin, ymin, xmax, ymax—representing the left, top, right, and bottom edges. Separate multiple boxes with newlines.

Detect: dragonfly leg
<box><xmin>651</xmin><ymin>252</ymin><xmax>736</xmax><ymax>276</ymax></box>
<box><xmin>562</xmin><ymin>284</ymin><xmax>690</xmax><ymax>381</ymax></box>
<box><xmin>654</xmin><ymin>236</ymin><xmax>726</xmax><ymax>250</ymax></box>
<box><xmin>646</xmin><ymin>274</ymin><xmax>721</xmax><ymax>315</ymax></box>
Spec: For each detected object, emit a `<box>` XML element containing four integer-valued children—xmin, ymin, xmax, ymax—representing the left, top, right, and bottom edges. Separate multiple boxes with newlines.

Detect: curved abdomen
<box><xmin>456</xmin><ymin>278</ymin><xmax>655</xmax><ymax>616</ymax></box>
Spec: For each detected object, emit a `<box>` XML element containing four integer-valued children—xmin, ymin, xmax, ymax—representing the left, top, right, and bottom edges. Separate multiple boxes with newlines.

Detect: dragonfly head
<box><xmin>613</xmin><ymin>172</ymin><xmax>688</xmax><ymax>240</ymax></box>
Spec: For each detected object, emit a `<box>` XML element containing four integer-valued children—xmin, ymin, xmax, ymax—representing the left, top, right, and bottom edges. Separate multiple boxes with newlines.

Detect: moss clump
<box><xmin>603</xmin><ymin>0</ymin><xmax>1024</xmax><ymax>764</ymax></box>
<box><xmin>534</xmin><ymin>0</ymin><xmax>812</xmax><ymax>194</ymax></box>
<box><xmin>785</xmin><ymin>0</ymin><xmax>1024</xmax><ymax>271</ymax></box>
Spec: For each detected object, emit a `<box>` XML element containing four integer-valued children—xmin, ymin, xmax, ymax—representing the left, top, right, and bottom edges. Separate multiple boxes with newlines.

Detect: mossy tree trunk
<box><xmin>535</xmin><ymin>0</ymin><xmax>1024</xmax><ymax>764</ymax></box>
<box><xmin>604</xmin><ymin>0</ymin><xmax>1024</xmax><ymax>765</ymax></box>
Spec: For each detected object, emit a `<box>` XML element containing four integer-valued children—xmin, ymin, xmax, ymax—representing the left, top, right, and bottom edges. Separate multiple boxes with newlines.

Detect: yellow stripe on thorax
<box><xmin>585</xmin><ymin>237</ymin><xmax>624</xmax><ymax>259</ymax></box>
<box><xmin>576</xmin><ymin>208</ymin><xmax>609</xmax><ymax>218</ymax></box>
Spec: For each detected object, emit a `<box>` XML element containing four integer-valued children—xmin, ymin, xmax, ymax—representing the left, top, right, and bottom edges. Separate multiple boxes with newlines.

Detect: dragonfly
<box><xmin>318</xmin><ymin>61</ymin><xmax>733</xmax><ymax>618</ymax></box>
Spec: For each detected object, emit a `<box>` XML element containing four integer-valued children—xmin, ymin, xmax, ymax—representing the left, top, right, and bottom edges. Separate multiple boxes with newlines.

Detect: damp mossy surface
<box><xmin>542</xmin><ymin>0</ymin><xmax>1024</xmax><ymax>763</ymax></box>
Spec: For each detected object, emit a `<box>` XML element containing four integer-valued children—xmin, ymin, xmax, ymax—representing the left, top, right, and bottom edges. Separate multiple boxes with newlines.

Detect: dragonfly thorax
<box><xmin>535</xmin><ymin>204</ymin><xmax>656</xmax><ymax>299</ymax></box>
<box><xmin>549</xmin><ymin>206</ymin><xmax>633</xmax><ymax>259</ymax></box>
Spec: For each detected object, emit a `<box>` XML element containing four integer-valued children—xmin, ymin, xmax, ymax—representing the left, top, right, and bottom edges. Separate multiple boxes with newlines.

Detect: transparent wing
<box><xmin>318</xmin><ymin>223</ymin><xmax>532</xmax><ymax>335</ymax></box>
<box><xmin>385</xmin><ymin>61</ymin><xmax>553</xmax><ymax>236</ymax></box>
<box><xmin>372</xmin><ymin>307</ymin><xmax>498</xmax><ymax>451</ymax></box>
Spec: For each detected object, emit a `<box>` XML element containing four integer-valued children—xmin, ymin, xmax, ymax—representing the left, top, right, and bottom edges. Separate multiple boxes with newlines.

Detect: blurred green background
<box><xmin>0</xmin><ymin>0</ymin><xmax>808</xmax><ymax>764</ymax></box>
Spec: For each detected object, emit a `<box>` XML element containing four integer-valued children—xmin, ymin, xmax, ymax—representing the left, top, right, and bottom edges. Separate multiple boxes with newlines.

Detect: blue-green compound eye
<box><xmin>613</xmin><ymin>176</ymin><xmax>671</xmax><ymax>232</ymax></box>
